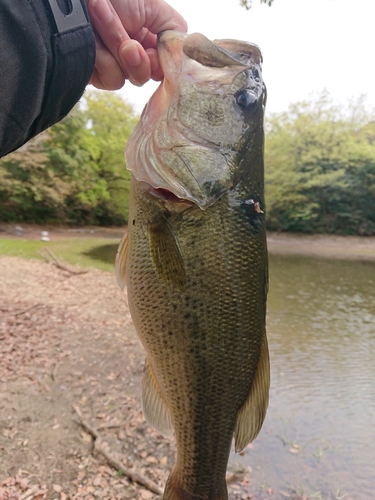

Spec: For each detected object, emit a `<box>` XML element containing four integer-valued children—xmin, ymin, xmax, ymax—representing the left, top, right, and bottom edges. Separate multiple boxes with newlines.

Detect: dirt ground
<box><xmin>0</xmin><ymin>255</ymin><xmax>179</xmax><ymax>500</ymax></box>
<box><xmin>1</xmin><ymin>226</ymin><xmax>375</xmax><ymax>500</ymax></box>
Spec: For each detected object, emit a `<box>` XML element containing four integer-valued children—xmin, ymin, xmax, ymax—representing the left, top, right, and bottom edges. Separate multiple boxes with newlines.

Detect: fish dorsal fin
<box><xmin>148</xmin><ymin>215</ymin><xmax>186</xmax><ymax>289</ymax></box>
<box><xmin>234</xmin><ymin>335</ymin><xmax>270</xmax><ymax>452</ymax></box>
<box><xmin>142</xmin><ymin>357</ymin><xmax>174</xmax><ymax>436</ymax></box>
<box><xmin>115</xmin><ymin>231</ymin><xmax>129</xmax><ymax>290</ymax></box>
<box><xmin>183</xmin><ymin>32</ymin><xmax>249</xmax><ymax>68</ymax></box>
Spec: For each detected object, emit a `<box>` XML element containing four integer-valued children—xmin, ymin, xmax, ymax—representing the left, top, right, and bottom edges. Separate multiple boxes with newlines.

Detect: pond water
<box><xmin>229</xmin><ymin>255</ymin><xmax>375</xmax><ymax>499</ymax></box>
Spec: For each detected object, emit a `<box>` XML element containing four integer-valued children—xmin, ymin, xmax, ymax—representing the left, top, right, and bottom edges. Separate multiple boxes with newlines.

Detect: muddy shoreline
<box><xmin>1</xmin><ymin>223</ymin><xmax>375</xmax><ymax>262</ymax></box>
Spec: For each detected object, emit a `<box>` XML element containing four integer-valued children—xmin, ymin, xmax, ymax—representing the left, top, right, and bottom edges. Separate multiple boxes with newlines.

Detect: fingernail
<box><xmin>91</xmin><ymin>0</ymin><xmax>113</xmax><ymax>24</ymax></box>
<box><xmin>121</xmin><ymin>42</ymin><xmax>142</xmax><ymax>67</ymax></box>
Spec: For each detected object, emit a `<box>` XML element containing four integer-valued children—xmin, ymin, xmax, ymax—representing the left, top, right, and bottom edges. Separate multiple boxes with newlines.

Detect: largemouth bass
<box><xmin>116</xmin><ymin>30</ymin><xmax>269</xmax><ymax>500</ymax></box>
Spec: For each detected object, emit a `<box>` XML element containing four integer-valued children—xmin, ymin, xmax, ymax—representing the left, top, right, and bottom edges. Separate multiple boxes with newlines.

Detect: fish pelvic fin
<box><xmin>148</xmin><ymin>215</ymin><xmax>186</xmax><ymax>289</ymax></box>
<box><xmin>142</xmin><ymin>357</ymin><xmax>174</xmax><ymax>436</ymax></box>
<box><xmin>163</xmin><ymin>470</ymin><xmax>228</xmax><ymax>500</ymax></box>
<box><xmin>115</xmin><ymin>231</ymin><xmax>129</xmax><ymax>290</ymax></box>
<box><xmin>234</xmin><ymin>334</ymin><xmax>270</xmax><ymax>452</ymax></box>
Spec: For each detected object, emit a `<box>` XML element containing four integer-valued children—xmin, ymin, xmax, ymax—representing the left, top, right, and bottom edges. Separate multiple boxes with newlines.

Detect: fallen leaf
<box><xmin>118</xmin><ymin>430</ymin><xmax>126</xmax><ymax>440</ymax></box>
<box><xmin>19</xmin><ymin>478</ymin><xmax>29</xmax><ymax>490</ymax></box>
<box><xmin>80</xmin><ymin>430</ymin><xmax>92</xmax><ymax>443</ymax></box>
<box><xmin>1</xmin><ymin>477</ymin><xmax>15</xmax><ymax>486</ymax></box>
<box><xmin>93</xmin><ymin>475</ymin><xmax>102</xmax><ymax>487</ymax></box>
<box><xmin>139</xmin><ymin>489</ymin><xmax>153</xmax><ymax>499</ymax></box>
<box><xmin>2</xmin><ymin>427</ymin><xmax>18</xmax><ymax>439</ymax></box>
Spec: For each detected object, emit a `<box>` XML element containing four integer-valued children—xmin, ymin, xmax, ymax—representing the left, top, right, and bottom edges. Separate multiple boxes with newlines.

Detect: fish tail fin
<box><xmin>163</xmin><ymin>470</ymin><xmax>228</xmax><ymax>500</ymax></box>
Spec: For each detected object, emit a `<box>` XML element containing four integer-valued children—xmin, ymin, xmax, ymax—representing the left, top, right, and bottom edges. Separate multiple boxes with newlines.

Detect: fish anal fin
<box><xmin>234</xmin><ymin>334</ymin><xmax>270</xmax><ymax>452</ymax></box>
<box><xmin>115</xmin><ymin>231</ymin><xmax>129</xmax><ymax>290</ymax></box>
<box><xmin>142</xmin><ymin>357</ymin><xmax>173</xmax><ymax>436</ymax></box>
<box><xmin>148</xmin><ymin>215</ymin><xmax>186</xmax><ymax>289</ymax></box>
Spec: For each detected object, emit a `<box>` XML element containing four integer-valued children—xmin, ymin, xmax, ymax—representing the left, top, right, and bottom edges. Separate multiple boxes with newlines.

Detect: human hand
<box><xmin>87</xmin><ymin>0</ymin><xmax>187</xmax><ymax>90</ymax></box>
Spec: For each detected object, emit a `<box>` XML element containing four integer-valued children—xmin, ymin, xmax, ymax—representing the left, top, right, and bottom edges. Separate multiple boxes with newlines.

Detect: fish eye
<box><xmin>235</xmin><ymin>90</ymin><xmax>258</xmax><ymax>112</ymax></box>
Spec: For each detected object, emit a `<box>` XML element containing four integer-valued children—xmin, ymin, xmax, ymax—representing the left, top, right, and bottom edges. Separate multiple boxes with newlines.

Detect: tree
<box><xmin>265</xmin><ymin>92</ymin><xmax>375</xmax><ymax>234</ymax></box>
<box><xmin>81</xmin><ymin>91</ymin><xmax>138</xmax><ymax>225</ymax></box>
<box><xmin>43</xmin><ymin>108</ymin><xmax>110</xmax><ymax>224</ymax></box>
<box><xmin>0</xmin><ymin>90</ymin><xmax>138</xmax><ymax>225</ymax></box>
<box><xmin>0</xmin><ymin>133</ymin><xmax>57</xmax><ymax>222</ymax></box>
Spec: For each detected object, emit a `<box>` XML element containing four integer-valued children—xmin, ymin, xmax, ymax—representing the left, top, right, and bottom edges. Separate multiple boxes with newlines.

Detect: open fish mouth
<box><xmin>147</xmin><ymin>186</ymin><xmax>190</xmax><ymax>204</ymax></box>
<box><xmin>125</xmin><ymin>31</ymin><xmax>265</xmax><ymax>209</ymax></box>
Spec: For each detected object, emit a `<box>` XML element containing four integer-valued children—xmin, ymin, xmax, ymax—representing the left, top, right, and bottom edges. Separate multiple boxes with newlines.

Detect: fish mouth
<box><xmin>147</xmin><ymin>186</ymin><xmax>186</xmax><ymax>203</ymax></box>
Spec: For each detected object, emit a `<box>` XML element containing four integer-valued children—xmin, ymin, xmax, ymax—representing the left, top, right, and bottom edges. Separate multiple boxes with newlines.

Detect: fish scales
<box><xmin>116</xmin><ymin>30</ymin><xmax>269</xmax><ymax>500</ymax></box>
<box><xmin>128</xmin><ymin>184</ymin><xmax>267</xmax><ymax>496</ymax></box>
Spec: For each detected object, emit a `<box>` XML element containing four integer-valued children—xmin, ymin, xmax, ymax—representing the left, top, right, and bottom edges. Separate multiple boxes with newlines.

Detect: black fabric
<box><xmin>56</xmin><ymin>0</ymin><xmax>71</xmax><ymax>15</ymax></box>
<box><xmin>0</xmin><ymin>0</ymin><xmax>95</xmax><ymax>158</ymax></box>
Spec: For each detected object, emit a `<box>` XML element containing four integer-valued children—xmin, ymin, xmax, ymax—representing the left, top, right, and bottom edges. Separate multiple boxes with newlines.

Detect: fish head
<box><xmin>126</xmin><ymin>31</ymin><xmax>266</xmax><ymax>209</ymax></box>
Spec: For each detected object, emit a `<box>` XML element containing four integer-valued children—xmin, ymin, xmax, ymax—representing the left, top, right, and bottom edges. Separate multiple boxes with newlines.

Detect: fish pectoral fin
<box><xmin>148</xmin><ymin>216</ymin><xmax>186</xmax><ymax>289</ymax></box>
<box><xmin>142</xmin><ymin>357</ymin><xmax>174</xmax><ymax>436</ymax></box>
<box><xmin>115</xmin><ymin>231</ymin><xmax>129</xmax><ymax>290</ymax></box>
<box><xmin>234</xmin><ymin>334</ymin><xmax>270</xmax><ymax>452</ymax></box>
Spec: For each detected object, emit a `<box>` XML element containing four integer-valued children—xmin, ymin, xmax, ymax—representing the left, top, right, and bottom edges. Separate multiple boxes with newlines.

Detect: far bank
<box><xmin>1</xmin><ymin>223</ymin><xmax>375</xmax><ymax>263</ymax></box>
<box><xmin>267</xmin><ymin>231</ymin><xmax>375</xmax><ymax>262</ymax></box>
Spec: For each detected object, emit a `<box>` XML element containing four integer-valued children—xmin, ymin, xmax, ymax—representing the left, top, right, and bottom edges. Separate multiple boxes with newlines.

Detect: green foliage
<box><xmin>0</xmin><ymin>132</ymin><xmax>67</xmax><ymax>222</ymax></box>
<box><xmin>2</xmin><ymin>86</ymin><xmax>375</xmax><ymax>235</ymax></box>
<box><xmin>265</xmin><ymin>92</ymin><xmax>375</xmax><ymax>234</ymax></box>
<box><xmin>81</xmin><ymin>91</ymin><xmax>138</xmax><ymax>225</ymax></box>
<box><xmin>0</xmin><ymin>90</ymin><xmax>138</xmax><ymax>225</ymax></box>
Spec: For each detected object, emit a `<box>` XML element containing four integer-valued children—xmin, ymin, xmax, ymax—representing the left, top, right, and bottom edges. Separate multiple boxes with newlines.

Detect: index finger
<box><xmin>87</xmin><ymin>0</ymin><xmax>130</xmax><ymax>69</ymax></box>
<box><xmin>109</xmin><ymin>0</ymin><xmax>188</xmax><ymax>39</ymax></box>
<box><xmin>88</xmin><ymin>0</ymin><xmax>152</xmax><ymax>85</ymax></box>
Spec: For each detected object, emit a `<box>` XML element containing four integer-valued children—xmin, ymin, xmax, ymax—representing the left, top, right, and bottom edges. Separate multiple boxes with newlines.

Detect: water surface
<box><xmin>230</xmin><ymin>255</ymin><xmax>375</xmax><ymax>499</ymax></box>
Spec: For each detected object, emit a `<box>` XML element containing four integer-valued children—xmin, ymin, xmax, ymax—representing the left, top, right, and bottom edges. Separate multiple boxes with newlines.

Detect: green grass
<box><xmin>0</xmin><ymin>237</ymin><xmax>121</xmax><ymax>272</ymax></box>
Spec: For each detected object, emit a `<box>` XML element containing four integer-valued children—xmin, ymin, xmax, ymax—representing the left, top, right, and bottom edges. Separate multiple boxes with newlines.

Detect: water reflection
<box><xmin>230</xmin><ymin>255</ymin><xmax>375</xmax><ymax>499</ymax></box>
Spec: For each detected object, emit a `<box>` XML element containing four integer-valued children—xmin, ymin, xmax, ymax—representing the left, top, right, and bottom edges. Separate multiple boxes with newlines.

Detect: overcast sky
<box><xmin>118</xmin><ymin>0</ymin><xmax>375</xmax><ymax>115</ymax></box>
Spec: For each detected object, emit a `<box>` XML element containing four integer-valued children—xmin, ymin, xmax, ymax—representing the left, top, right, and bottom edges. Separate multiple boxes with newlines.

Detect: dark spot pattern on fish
<box><xmin>122</xmin><ymin>30</ymin><xmax>269</xmax><ymax>500</ymax></box>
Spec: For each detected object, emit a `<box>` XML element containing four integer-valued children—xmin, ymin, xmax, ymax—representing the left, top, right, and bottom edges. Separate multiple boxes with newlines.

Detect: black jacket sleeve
<box><xmin>0</xmin><ymin>0</ymin><xmax>95</xmax><ymax>158</ymax></box>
